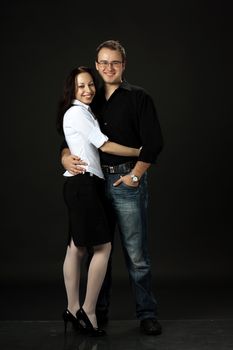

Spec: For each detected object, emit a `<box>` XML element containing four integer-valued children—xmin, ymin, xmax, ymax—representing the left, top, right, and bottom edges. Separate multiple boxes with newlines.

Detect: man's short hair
<box><xmin>96</xmin><ymin>40</ymin><xmax>126</xmax><ymax>63</ymax></box>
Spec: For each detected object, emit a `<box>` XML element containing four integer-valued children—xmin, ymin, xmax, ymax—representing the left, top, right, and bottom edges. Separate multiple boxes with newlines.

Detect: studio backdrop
<box><xmin>1</xmin><ymin>0</ymin><xmax>232</xmax><ymax>288</ymax></box>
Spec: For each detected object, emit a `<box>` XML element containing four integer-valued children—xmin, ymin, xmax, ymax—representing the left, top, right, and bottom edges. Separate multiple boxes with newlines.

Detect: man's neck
<box><xmin>104</xmin><ymin>82</ymin><xmax>121</xmax><ymax>100</ymax></box>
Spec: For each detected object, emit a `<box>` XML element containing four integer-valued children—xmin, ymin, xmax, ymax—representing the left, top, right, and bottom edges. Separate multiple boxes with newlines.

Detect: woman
<box><xmin>56</xmin><ymin>66</ymin><xmax>140</xmax><ymax>336</ymax></box>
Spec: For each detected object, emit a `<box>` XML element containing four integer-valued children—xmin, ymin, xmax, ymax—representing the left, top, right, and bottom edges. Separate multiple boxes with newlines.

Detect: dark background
<box><xmin>1</xmin><ymin>0</ymin><xmax>232</xmax><ymax>319</ymax></box>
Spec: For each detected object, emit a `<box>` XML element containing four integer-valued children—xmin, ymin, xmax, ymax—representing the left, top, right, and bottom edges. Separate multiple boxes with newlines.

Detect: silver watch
<box><xmin>130</xmin><ymin>174</ymin><xmax>140</xmax><ymax>183</ymax></box>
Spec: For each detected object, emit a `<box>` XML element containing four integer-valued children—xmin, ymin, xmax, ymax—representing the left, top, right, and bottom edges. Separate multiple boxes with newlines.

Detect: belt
<box><xmin>101</xmin><ymin>161</ymin><xmax>135</xmax><ymax>174</ymax></box>
<box><xmin>84</xmin><ymin>172</ymin><xmax>95</xmax><ymax>177</ymax></box>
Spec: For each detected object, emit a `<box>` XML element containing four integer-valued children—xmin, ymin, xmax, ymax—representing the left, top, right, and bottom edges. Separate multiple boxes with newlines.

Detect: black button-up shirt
<box><xmin>92</xmin><ymin>80</ymin><xmax>163</xmax><ymax>165</ymax></box>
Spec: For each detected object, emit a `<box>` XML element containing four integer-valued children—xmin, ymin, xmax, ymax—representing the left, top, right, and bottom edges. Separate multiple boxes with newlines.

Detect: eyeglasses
<box><xmin>97</xmin><ymin>60</ymin><xmax>123</xmax><ymax>68</ymax></box>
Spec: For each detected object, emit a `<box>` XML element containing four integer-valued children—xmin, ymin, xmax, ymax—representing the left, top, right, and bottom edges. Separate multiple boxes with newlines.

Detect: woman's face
<box><xmin>75</xmin><ymin>72</ymin><xmax>96</xmax><ymax>105</ymax></box>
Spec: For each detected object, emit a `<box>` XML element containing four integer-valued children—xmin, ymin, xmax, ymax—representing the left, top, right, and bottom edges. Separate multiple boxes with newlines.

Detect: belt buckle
<box><xmin>109</xmin><ymin>166</ymin><xmax>115</xmax><ymax>174</ymax></box>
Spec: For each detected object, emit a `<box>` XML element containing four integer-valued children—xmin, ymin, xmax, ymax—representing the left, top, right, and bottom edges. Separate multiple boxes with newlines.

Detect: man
<box><xmin>61</xmin><ymin>40</ymin><xmax>163</xmax><ymax>335</ymax></box>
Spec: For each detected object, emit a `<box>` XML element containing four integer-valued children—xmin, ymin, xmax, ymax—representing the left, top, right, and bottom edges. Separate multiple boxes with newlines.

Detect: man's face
<box><xmin>95</xmin><ymin>48</ymin><xmax>125</xmax><ymax>85</ymax></box>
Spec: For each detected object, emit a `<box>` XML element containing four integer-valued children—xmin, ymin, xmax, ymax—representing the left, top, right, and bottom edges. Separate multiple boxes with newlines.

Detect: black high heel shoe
<box><xmin>62</xmin><ymin>309</ymin><xmax>81</xmax><ymax>333</ymax></box>
<box><xmin>76</xmin><ymin>308</ymin><xmax>106</xmax><ymax>337</ymax></box>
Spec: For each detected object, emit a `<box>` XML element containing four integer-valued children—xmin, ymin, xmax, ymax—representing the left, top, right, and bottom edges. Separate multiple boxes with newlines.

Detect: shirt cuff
<box><xmin>88</xmin><ymin>127</ymin><xmax>109</xmax><ymax>148</ymax></box>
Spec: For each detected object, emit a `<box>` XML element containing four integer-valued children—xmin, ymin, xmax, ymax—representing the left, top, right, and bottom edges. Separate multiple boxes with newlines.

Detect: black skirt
<box><xmin>63</xmin><ymin>173</ymin><xmax>111</xmax><ymax>247</ymax></box>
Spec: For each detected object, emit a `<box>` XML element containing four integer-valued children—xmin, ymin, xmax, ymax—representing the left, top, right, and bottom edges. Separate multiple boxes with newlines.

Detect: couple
<box><xmin>57</xmin><ymin>40</ymin><xmax>163</xmax><ymax>337</ymax></box>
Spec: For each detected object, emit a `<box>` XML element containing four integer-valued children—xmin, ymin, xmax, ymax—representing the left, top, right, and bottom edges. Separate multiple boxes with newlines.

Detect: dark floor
<box><xmin>0</xmin><ymin>319</ymin><xmax>233</xmax><ymax>350</ymax></box>
<box><xmin>1</xmin><ymin>281</ymin><xmax>233</xmax><ymax>349</ymax></box>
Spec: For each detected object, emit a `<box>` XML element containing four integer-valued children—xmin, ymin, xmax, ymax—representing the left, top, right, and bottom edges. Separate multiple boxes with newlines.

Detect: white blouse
<box><xmin>63</xmin><ymin>99</ymin><xmax>108</xmax><ymax>179</ymax></box>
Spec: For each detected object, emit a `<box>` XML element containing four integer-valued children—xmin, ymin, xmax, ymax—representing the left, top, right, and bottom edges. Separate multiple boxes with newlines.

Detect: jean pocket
<box><xmin>120</xmin><ymin>181</ymin><xmax>139</xmax><ymax>190</ymax></box>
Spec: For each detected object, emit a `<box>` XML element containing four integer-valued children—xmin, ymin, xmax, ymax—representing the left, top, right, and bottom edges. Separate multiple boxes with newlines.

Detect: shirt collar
<box><xmin>72</xmin><ymin>99</ymin><xmax>90</xmax><ymax>110</ymax></box>
<box><xmin>119</xmin><ymin>80</ymin><xmax>132</xmax><ymax>91</ymax></box>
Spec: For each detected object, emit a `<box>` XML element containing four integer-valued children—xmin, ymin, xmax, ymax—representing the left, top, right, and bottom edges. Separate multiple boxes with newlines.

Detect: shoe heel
<box><xmin>62</xmin><ymin>311</ymin><xmax>68</xmax><ymax>333</ymax></box>
<box><xmin>62</xmin><ymin>309</ymin><xmax>80</xmax><ymax>334</ymax></box>
<box><xmin>63</xmin><ymin>319</ymin><xmax>68</xmax><ymax>333</ymax></box>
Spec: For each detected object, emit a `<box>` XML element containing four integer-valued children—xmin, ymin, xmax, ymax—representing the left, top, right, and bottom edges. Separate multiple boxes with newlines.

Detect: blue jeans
<box><xmin>103</xmin><ymin>172</ymin><xmax>158</xmax><ymax>320</ymax></box>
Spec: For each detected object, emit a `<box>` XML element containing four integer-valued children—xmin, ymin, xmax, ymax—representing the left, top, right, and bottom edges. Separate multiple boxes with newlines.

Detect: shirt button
<box><xmin>104</xmin><ymin>122</ymin><xmax>108</xmax><ymax>125</ymax></box>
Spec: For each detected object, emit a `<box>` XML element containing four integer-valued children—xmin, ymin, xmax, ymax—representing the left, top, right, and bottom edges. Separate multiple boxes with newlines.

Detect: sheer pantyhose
<box><xmin>63</xmin><ymin>239</ymin><xmax>111</xmax><ymax>328</ymax></box>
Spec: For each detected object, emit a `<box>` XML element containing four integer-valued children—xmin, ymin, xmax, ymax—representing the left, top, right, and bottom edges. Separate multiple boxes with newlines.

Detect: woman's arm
<box><xmin>100</xmin><ymin>141</ymin><xmax>141</xmax><ymax>157</ymax></box>
<box><xmin>64</xmin><ymin>109</ymin><xmax>141</xmax><ymax>158</ymax></box>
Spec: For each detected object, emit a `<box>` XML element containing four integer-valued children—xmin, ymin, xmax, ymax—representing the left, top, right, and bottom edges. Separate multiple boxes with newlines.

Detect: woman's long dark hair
<box><xmin>56</xmin><ymin>66</ymin><xmax>96</xmax><ymax>135</ymax></box>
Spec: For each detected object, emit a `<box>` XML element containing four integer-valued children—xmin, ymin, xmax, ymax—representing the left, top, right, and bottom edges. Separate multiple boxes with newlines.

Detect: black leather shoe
<box><xmin>62</xmin><ymin>309</ymin><xmax>81</xmax><ymax>333</ymax></box>
<box><xmin>76</xmin><ymin>308</ymin><xmax>106</xmax><ymax>337</ymax></box>
<box><xmin>140</xmin><ymin>318</ymin><xmax>162</xmax><ymax>335</ymax></box>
